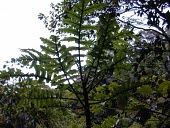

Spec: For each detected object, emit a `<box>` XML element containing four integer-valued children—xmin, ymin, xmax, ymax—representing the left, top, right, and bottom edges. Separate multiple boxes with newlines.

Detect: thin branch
<box><xmin>117</xmin><ymin>18</ymin><xmax>165</xmax><ymax>37</ymax></box>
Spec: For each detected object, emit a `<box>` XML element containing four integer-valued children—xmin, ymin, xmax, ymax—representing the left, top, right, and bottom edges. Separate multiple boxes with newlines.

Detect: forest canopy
<box><xmin>0</xmin><ymin>0</ymin><xmax>170</xmax><ymax>128</ymax></box>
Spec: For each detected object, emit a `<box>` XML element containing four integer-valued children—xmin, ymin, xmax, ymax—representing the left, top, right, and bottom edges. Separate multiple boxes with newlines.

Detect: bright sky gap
<box><xmin>0</xmin><ymin>0</ymin><xmax>60</xmax><ymax>68</ymax></box>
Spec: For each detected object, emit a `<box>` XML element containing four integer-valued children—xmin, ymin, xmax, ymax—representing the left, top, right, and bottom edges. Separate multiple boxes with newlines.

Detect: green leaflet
<box><xmin>72</xmin><ymin>54</ymin><xmax>86</xmax><ymax>58</ymax></box>
<box><xmin>53</xmin><ymin>74</ymin><xmax>65</xmax><ymax>81</ymax></box>
<box><xmin>67</xmin><ymin>69</ymin><xmax>77</xmax><ymax>74</ymax></box>
<box><xmin>49</xmin><ymin>35</ymin><xmax>60</xmax><ymax>42</ymax></box>
<box><xmin>73</xmin><ymin>4</ymin><xmax>82</xmax><ymax>12</ymax></box>
<box><xmin>158</xmin><ymin>81</ymin><xmax>170</xmax><ymax>95</ymax></box>
<box><xmin>117</xmin><ymin>38</ymin><xmax>131</xmax><ymax>46</ymax></box>
<box><xmin>95</xmin><ymin>93</ymin><xmax>107</xmax><ymax>99</ymax></box>
<box><xmin>108</xmin><ymin>82</ymin><xmax>119</xmax><ymax>92</ymax></box>
<box><xmin>100</xmin><ymin>116</ymin><xmax>117</xmax><ymax>128</ymax></box>
<box><xmin>96</xmin><ymin>86</ymin><xmax>105</xmax><ymax>92</ymax></box>
<box><xmin>40</xmin><ymin>37</ymin><xmax>56</xmax><ymax>46</ymax></box>
<box><xmin>138</xmin><ymin>85</ymin><xmax>152</xmax><ymax>95</ymax></box>
<box><xmin>40</xmin><ymin>45</ymin><xmax>56</xmax><ymax>54</ymax></box>
<box><xmin>59</xmin><ymin>28</ymin><xmax>79</xmax><ymax>35</ymax></box>
<box><xmin>83</xmin><ymin>4</ymin><xmax>107</xmax><ymax>16</ymax></box>
<box><xmin>63</xmin><ymin>19</ymin><xmax>80</xmax><ymax>28</ymax></box>
<box><xmin>81</xmin><ymin>25</ymin><xmax>98</xmax><ymax>30</ymax></box>
<box><xmin>68</xmin><ymin>11</ymin><xmax>81</xmax><ymax>21</ymax></box>
<box><xmin>62</xmin><ymin>37</ymin><xmax>78</xmax><ymax>42</ymax></box>
<box><xmin>21</xmin><ymin>49</ymin><xmax>37</xmax><ymax>60</ymax></box>
<box><xmin>68</xmin><ymin>46</ymin><xmax>88</xmax><ymax>51</ymax></box>
<box><xmin>81</xmin><ymin>40</ymin><xmax>93</xmax><ymax>45</ymax></box>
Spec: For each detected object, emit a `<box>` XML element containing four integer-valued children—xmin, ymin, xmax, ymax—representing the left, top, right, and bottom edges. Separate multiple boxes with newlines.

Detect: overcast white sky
<box><xmin>0</xmin><ymin>0</ymin><xmax>59</xmax><ymax>67</ymax></box>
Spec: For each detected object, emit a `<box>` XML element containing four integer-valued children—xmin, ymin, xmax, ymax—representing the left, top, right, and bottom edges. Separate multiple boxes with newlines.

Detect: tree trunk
<box><xmin>83</xmin><ymin>90</ymin><xmax>91</xmax><ymax>128</ymax></box>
